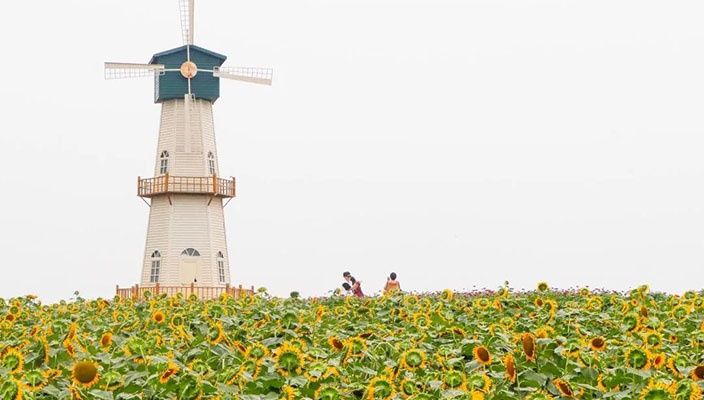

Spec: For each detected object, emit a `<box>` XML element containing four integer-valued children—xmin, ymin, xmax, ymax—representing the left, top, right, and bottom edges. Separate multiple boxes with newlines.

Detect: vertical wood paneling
<box><xmin>141</xmin><ymin>98</ymin><xmax>232</xmax><ymax>288</ymax></box>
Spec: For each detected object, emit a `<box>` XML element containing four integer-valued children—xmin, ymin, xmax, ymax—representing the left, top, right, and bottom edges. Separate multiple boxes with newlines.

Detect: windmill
<box><xmin>106</xmin><ymin>0</ymin><xmax>271</xmax><ymax>293</ymax></box>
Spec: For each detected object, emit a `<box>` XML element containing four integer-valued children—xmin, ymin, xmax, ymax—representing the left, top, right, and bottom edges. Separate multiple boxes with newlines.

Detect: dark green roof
<box><xmin>149</xmin><ymin>45</ymin><xmax>227</xmax><ymax>64</ymax></box>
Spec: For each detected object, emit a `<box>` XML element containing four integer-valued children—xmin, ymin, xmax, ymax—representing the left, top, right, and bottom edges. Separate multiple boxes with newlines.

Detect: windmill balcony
<box><xmin>138</xmin><ymin>173</ymin><xmax>236</xmax><ymax>198</ymax></box>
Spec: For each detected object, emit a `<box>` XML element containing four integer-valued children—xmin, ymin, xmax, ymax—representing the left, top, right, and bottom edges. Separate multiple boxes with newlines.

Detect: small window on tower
<box><xmin>181</xmin><ymin>248</ymin><xmax>200</xmax><ymax>257</ymax></box>
<box><xmin>150</xmin><ymin>250</ymin><xmax>161</xmax><ymax>283</ymax></box>
<box><xmin>207</xmin><ymin>152</ymin><xmax>216</xmax><ymax>175</ymax></box>
<box><xmin>217</xmin><ymin>251</ymin><xmax>225</xmax><ymax>283</ymax></box>
<box><xmin>160</xmin><ymin>151</ymin><xmax>170</xmax><ymax>174</ymax></box>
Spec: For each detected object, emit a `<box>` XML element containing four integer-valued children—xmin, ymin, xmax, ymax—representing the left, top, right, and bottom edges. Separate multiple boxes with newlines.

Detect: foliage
<box><xmin>0</xmin><ymin>284</ymin><xmax>703</xmax><ymax>399</ymax></box>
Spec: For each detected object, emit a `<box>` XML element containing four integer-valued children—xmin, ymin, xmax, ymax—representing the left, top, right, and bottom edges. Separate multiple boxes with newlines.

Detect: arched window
<box><xmin>217</xmin><ymin>251</ymin><xmax>225</xmax><ymax>283</ymax></box>
<box><xmin>159</xmin><ymin>151</ymin><xmax>170</xmax><ymax>174</ymax></box>
<box><xmin>181</xmin><ymin>248</ymin><xmax>200</xmax><ymax>257</ymax></box>
<box><xmin>150</xmin><ymin>250</ymin><xmax>161</xmax><ymax>283</ymax></box>
<box><xmin>207</xmin><ymin>152</ymin><xmax>216</xmax><ymax>175</ymax></box>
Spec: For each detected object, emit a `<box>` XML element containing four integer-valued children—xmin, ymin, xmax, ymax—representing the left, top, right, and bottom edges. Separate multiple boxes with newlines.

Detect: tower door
<box><xmin>180</xmin><ymin>260</ymin><xmax>202</xmax><ymax>285</ymax></box>
<box><xmin>179</xmin><ymin>247</ymin><xmax>203</xmax><ymax>285</ymax></box>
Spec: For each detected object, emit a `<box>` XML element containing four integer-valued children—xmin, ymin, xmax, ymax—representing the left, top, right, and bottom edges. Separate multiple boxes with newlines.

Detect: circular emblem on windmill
<box><xmin>180</xmin><ymin>61</ymin><xmax>198</xmax><ymax>78</ymax></box>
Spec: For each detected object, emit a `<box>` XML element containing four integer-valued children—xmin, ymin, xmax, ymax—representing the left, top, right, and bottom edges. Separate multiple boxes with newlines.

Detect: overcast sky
<box><xmin>1</xmin><ymin>0</ymin><xmax>703</xmax><ymax>303</ymax></box>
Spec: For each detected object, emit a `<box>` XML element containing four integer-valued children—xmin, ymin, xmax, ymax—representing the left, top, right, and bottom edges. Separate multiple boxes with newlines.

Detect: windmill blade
<box><xmin>179</xmin><ymin>0</ymin><xmax>195</xmax><ymax>45</ymax></box>
<box><xmin>104</xmin><ymin>62</ymin><xmax>165</xmax><ymax>79</ymax></box>
<box><xmin>213</xmin><ymin>67</ymin><xmax>273</xmax><ymax>86</ymax></box>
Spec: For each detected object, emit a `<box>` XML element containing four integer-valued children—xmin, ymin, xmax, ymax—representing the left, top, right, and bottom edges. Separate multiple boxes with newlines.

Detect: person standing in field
<box><xmin>342</xmin><ymin>271</ymin><xmax>364</xmax><ymax>297</ymax></box>
<box><xmin>383</xmin><ymin>272</ymin><xmax>401</xmax><ymax>294</ymax></box>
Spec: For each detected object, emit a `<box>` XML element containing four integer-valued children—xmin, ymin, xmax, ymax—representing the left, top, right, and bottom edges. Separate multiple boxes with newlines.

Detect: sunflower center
<box><xmin>444</xmin><ymin>371</ymin><xmax>463</xmax><ymax>388</ymax></box>
<box><xmin>627</xmin><ymin>350</ymin><xmax>647</xmax><ymax>369</ymax></box>
<box><xmin>278</xmin><ymin>351</ymin><xmax>302</xmax><ymax>372</ymax></box>
<box><xmin>405</xmin><ymin>351</ymin><xmax>424</xmax><ymax>367</ymax></box>
<box><xmin>73</xmin><ymin>361</ymin><xmax>98</xmax><ymax>384</ymax></box>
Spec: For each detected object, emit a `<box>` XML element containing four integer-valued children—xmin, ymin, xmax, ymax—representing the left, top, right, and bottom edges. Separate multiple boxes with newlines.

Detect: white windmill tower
<box><xmin>106</xmin><ymin>0</ymin><xmax>271</xmax><ymax>295</ymax></box>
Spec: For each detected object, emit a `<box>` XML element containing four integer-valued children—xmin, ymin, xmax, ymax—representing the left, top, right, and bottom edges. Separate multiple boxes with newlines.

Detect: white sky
<box><xmin>1</xmin><ymin>0</ymin><xmax>703</xmax><ymax>303</ymax></box>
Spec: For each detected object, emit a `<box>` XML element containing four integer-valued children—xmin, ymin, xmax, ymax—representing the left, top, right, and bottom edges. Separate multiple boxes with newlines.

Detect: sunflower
<box><xmin>674</xmin><ymin>380</ymin><xmax>702</xmax><ymax>400</ymax></box>
<box><xmin>624</xmin><ymin>348</ymin><xmax>651</xmax><ymax>370</ymax></box>
<box><xmin>345</xmin><ymin>337</ymin><xmax>367</xmax><ymax>361</ymax></box>
<box><xmin>315</xmin><ymin>305</ymin><xmax>326</xmax><ymax>321</ymax></box>
<box><xmin>159</xmin><ymin>361</ymin><xmax>179</xmax><ymax>383</ymax></box>
<box><xmin>413</xmin><ymin>313</ymin><xmax>431</xmax><ymax>329</ymax></box>
<box><xmin>651</xmin><ymin>353</ymin><xmax>666</xmax><ymax>369</ymax></box>
<box><xmin>237</xmin><ymin>359</ymin><xmax>261</xmax><ymax>379</ymax></box>
<box><xmin>366</xmin><ymin>376</ymin><xmax>395</xmax><ymax>400</ymax></box>
<box><xmin>401</xmin><ymin>349</ymin><xmax>426</xmax><ymax>370</ymax></box>
<box><xmin>639</xmin><ymin>380</ymin><xmax>674</xmax><ymax>400</ymax></box>
<box><xmin>499</xmin><ymin>316</ymin><xmax>514</xmax><ymax>329</ymax></box>
<box><xmin>579</xmin><ymin>287</ymin><xmax>590</xmax><ymax>297</ymax></box>
<box><xmin>668</xmin><ymin>354</ymin><xmax>688</xmax><ymax>378</ymax></box>
<box><xmin>544</xmin><ymin>300</ymin><xmax>558</xmax><ymax>315</ymax></box>
<box><xmin>99</xmin><ymin>332</ymin><xmax>113</xmax><ymax>348</ymax></box>
<box><xmin>69</xmin><ymin>384</ymin><xmax>85</xmax><ymax>400</ymax></box>
<box><xmin>473</xmin><ymin>345</ymin><xmax>491</xmax><ymax>366</ymax></box>
<box><xmin>441</xmin><ymin>289</ymin><xmax>454</xmax><ymax>301</ymax></box>
<box><xmin>328</xmin><ymin>337</ymin><xmax>345</xmax><ymax>351</ymax></box>
<box><xmin>442</xmin><ymin>370</ymin><xmax>467</xmax><ymax>391</ymax></box>
<box><xmin>597</xmin><ymin>373</ymin><xmax>620</xmax><ymax>392</ymax></box>
<box><xmin>534</xmin><ymin>297</ymin><xmax>544</xmax><ymax>307</ymax></box>
<box><xmin>403</xmin><ymin>295</ymin><xmax>419</xmax><ymax>307</ymax></box>
<box><xmin>586</xmin><ymin>296</ymin><xmax>603</xmax><ymax>311</ymax></box>
<box><xmin>395</xmin><ymin>379</ymin><xmax>417</xmax><ymax>398</ymax></box>
<box><xmin>475</xmin><ymin>298</ymin><xmax>491</xmax><ymax>310</ymax></box>
<box><xmin>692</xmin><ymin>366</ymin><xmax>704</xmax><ymax>381</ymax></box>
<box><xmin>245</xmin><ymin>343</ymin><xmax>269</xmax><ymax>360</ymax></box>
<box><xmin>207</xmin><ymin>322</ymin><xmax>225</xmax><ymax>345</ymax></box>
<box><xmin>553</xmin><ymin>378</ymin><xmax>575</xmax><ymax>398</ymax></box>
<box><xmin>504</xmin><ymin>353</ymin><xmax>516</xmax><ymax>383</ymax></box>
<box><xmin>449</xmin><ymin>326</ymin><xmax>467</xmax><ymax>338</ymax></box>
<box><xmin>537</xmin><ymin>282</ymin><xmax>549</xmax><ymax>292</ymax></box>
<box><xmin>522</xmin><ymin>332</ymin><xmax>536</xmax><ymax>362</ymax></box>
<box><xmin>72</xmin><ymin>361</ymin><xmax>100</xmax><ymax>388</ymax></box>
<box><xmin>2</xmin><ymin>348</ymin><xmax>24</xmax><ymax>374</ymax></box>
<box><xmin>535</xmin><ymin>326</ymin><xmax>555</xmax><ymax>339</ymax></box>
<box><xmin>304</xmin><ymin>361</ymin><xmax>328</xmax><ymax>382</ymax></box>
<box><xmin>458</xmin><ymin>372</ymin><xmax>485</xmax><ymax>395</ymax></box>
<box><xmin>189</xmin><ymin>359</ymin><xmax>210</xmax><ymax>376</ymax></box>
<box><xmin>525</xmin><ymin>392</ymin><xmax>554</xmax><ymax>400</ymax></box>
<box><xmin>589</xmin><ymin>337</ymin><xmax>606</xmax><ymax>351</ymax></box>
<box><xmin>0</xmin><ymin>378</ymin><xmax>23</xmax><ymax>400</ymax></box>
<box><xmin>23</xmin><ymin>369</ymin><xmax>47</xmax><ymax>392</ymax></box>
<box><xmin>315</xmin><ymin>385</ymin><xmax>343</xmax><ymax>400</ymax></box>
<box><xmin>671</xmin><ymin>305</ymin><xmax>689</xmax><ymax>320</ymax></box>
<box><xmin>281</xmin><ymin>385</ymin><xmax>295</xmax><ymax>400</ymax></box>
<box><xmin>622</xmin><ymin>313</ymin><xmax>641</xmax><ymax>332</ymax></box>
<box><xmin>275</xmin><ymin>343</ymin><xmax>304</xmax><ymax>375</ymax></box>
<box><xmin>469</xmin><ymin>391</ymin><xmax>485</xmax><ymax>400</ymax></box>
<box><xmin>151</xmin><ymin>310</ymin><xmax>166</xmax><ymax>324</ymax></box>
<box><xmin>644</xmin><ymin>331</ymin><xmax>662</xmax><ymax>348</ymax></box>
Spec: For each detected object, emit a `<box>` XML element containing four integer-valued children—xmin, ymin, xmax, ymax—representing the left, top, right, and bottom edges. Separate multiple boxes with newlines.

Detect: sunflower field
<box><xmin>1</xmin><ymin>283</ymin><xmax>703</xmax><ymax>400</ymax></box>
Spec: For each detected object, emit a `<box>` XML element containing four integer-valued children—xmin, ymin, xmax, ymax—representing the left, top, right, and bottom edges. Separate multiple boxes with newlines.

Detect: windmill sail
<box><xmin>213</xmin><ymin>67</ymin><xmax>273</xmax><ymax>85</ymax></box>
<box><xmin>104</xmin><ymin>62</ymin><xmax>165</xmax><ymax>79</ymax></box>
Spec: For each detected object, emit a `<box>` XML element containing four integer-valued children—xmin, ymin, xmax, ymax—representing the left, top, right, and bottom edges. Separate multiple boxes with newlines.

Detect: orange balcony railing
<box><xmin>116</xmin><ymin>283</ymin><xmax>254</xmax><ymax>300</ymax></box>
<box><xmin>138</xmin><ymin>174</ymin><xmax>235</xmax><ymax>198</ymax></box>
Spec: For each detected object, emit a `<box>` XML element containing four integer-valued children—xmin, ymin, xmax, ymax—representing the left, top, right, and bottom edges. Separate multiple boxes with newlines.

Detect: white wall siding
<box><xmin>141</xmin><ymin>97</ymin><xmax>233</xmax><ymax>288</ymax></box>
